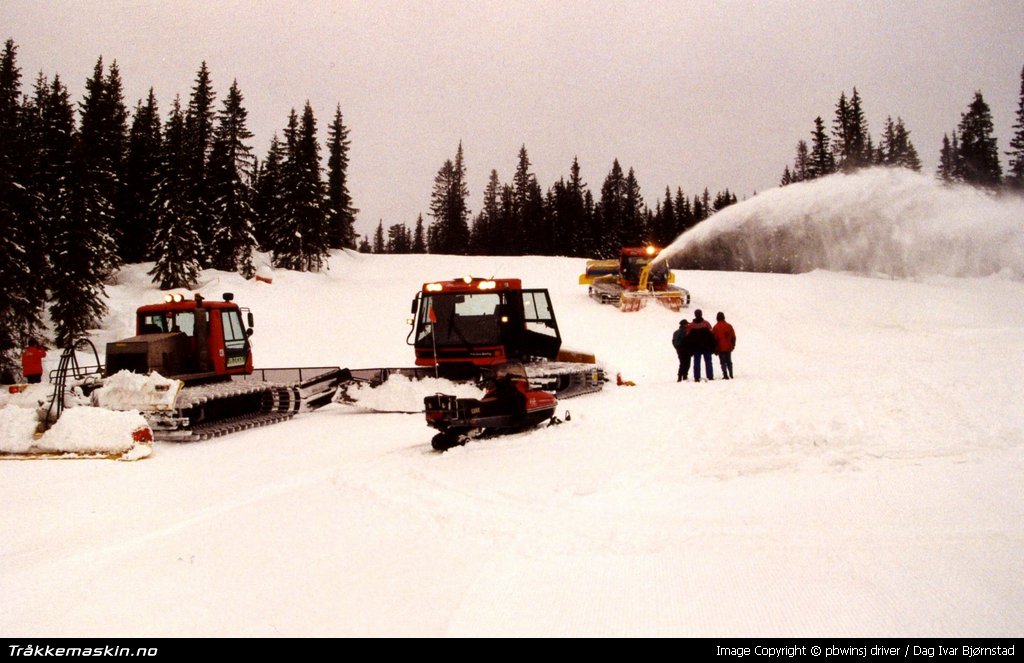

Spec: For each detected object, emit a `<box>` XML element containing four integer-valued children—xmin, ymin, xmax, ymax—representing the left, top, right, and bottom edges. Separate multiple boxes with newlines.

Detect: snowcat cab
<box><xmin>409</xmin><ymin>277</ymin><xmax>564</xmax><ymax>375</ymax></box>
<box><xmin>104</xmin><ymin>292</ymin><xmax>254</xmax><ymax>382</ymax></box>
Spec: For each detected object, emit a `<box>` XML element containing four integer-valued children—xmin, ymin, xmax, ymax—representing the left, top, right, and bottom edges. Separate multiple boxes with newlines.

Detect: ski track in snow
<box><xmin>2</xmin><ymin>243</ymin><xmax>1024</xmax><ymax>636</ymax></box>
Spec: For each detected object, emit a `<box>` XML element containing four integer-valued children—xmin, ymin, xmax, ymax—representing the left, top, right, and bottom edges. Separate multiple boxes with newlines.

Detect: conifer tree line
<box><xmin>780</xmin><ymin>87</ymin><xmax>923</xmax><ymax>185</ymax></box>
<box><xmin>0</xmin><ymin>40</ymin><xmax>356</xmax><ymax>374</ymax></box>
<box><xmin>368</xmin><ymin>142</ymin><xmax>738</xmax><ymax>259</ymax></box>
<box><xmin>781</xmin><ymin>77</ymin><xmax>1024</xmax><ymax>192</ymax></box>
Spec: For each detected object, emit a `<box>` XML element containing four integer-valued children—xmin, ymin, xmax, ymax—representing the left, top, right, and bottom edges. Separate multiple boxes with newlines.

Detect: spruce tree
<box><xmin>103</xmin><ymin>61</ymin><xmax>129</xmax><ymax>259</ymax></box>
<box><xmin>1007</xmin><ymin>65</ymin><xmax>1024</xmax><ymax>190</ymax></box>
<box><xmin>937</xmin><ymin>133</ymin><xmax>956</xmax><ymax>182</ymax></box>
<box><xmin>564</xmin><ymin>157</ymin><xmax>588</xmax><ymax>256</ymax></box>
<box><xmin>386</xmin><ymin>223</ymin><xmax>411</xmax><ymax>253</ymax></box>
<box><xmin>325</xmin><ymin>105</ymin><xmax>357</xmax><ymax>249</ymax></box>
<box><xmin>412</xmin><ymin>215</ymin><xmax>426</xmax><ymax>253</ymax></box>
<box><xmin>0</xmin><ymin>40</ymin><xmax>41</xmax><ymax>374</ymax></box>
<box><xmin>471</xmin><ymin>169</ymin><xmax>502</xmax><ymax>254</ymax></box>
<box><xmin>272</xmin><ymin>104</ymin><xmax>329</xmax><ymax>271</ymax></box>
<box><xmin>793</xmin><ymin>140</ymin><xmax>811</xmax><ymax>182</ymax></box>
<box><xmin>373</xmin><ymin>221</ymin><xmax>385</xmax><ymax>253</ymax></box>
<box><xmin>428</xmin><ymin>143</ymin><xmax>471</xmax><ymax>255</ymax></box>
<box><xmin>809</xmin><ymin>116</ymin><xmax>835</xmax><ymax>178</ymax></box>
<box><xmin>674</xmin><ymin>187</ymin><xmax>693</xmax><ymax>236</ymax></box>
<box><xmin>597</xmin><ymin>159</ymin><xmax>626</xmax><ymax>258</ymax></box>
<box><xmin>207</xmin><ymin>80</ymin><xmax>256</xmax><ymax>276</ymax></box>
<box><xmin>51</xmin><ymin>58</ymin><xmax>123</xmax><ymax>347</ymax></box>
<box><xmin>252</xmin><ymin>134</ymin><xmax>285</xmax><ymax>251</ymax></box>
<box><xmin>623</xmin><ymin>167</ymin><xmax>645</xmax><ymax>245</ymax></box>
<box><xmin>184</xmin><ymin>62</ymin><xmax>216</xmax><ymax>263</ymax></box>
<box><xmin>123</xmin><ymin>89</ymin><xmax>162</xmax><ymax>263</ymax></box>
<box><xmin>149</xmin><ymin>96</ymin><xmax>201</xmax><ymax>290</ymax></box>
<box><xmin>511</xmin><ymin>146</ymin><xmax>544</xmax><ymax>255</ymax></box>
<box><xmin>832</xmin><ymin>88</ymin><xmax>870</xmax><ymax>171</ymax></box>
<box><xmin>957</xmin><ymin>91</ymin><xmax>1002</xmax><ymax>187</ymax></box>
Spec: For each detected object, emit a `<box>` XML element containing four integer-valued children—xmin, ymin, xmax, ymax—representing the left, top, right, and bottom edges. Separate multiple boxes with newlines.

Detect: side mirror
<box><xmin>247</xmin><ymin>312</ymin><xmax>254</xmax><ymax>327</ymax></box>
<box><xmin>411</xmin><ymin>299</ymin><xmax>418</xmax><ymax>314</ymax></box>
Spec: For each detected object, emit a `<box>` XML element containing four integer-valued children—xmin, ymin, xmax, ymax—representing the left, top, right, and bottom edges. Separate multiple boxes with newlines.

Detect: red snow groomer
<box><xmin>407</xmin><ymin>276</ymin><xmax>604</xmax><ymax>398</ymax></box>
<box><xmin>424</xmin><ymin>363</ymin><xmax>562</xmax><ymax>451</ymax></box>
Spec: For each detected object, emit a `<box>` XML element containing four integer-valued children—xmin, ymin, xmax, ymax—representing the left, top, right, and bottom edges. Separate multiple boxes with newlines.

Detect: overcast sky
<box><xmin>3</xmin><ymin>1</ymin><xmax>1023</xmax><ymax>240</ymax></box>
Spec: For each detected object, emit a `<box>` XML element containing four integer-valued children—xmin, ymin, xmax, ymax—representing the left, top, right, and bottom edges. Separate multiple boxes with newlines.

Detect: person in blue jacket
<box><xmin>671</xmin><ymin>319</ymin><xmax>691</xmax><ymax>382</ymax></box>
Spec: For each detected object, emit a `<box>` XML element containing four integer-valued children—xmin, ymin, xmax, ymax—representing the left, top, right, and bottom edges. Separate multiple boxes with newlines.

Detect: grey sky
<box><xmin>3</xmin><ymin>1</ymin><xmax>1023</xmax><ymax>241</ymax></box>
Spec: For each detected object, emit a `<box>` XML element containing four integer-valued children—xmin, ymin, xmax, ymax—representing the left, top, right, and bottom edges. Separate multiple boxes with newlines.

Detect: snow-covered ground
<box><xmin>2</xmin><ymin>173</ymin><xmax>1023</xmax><ymax>637</ymax></box>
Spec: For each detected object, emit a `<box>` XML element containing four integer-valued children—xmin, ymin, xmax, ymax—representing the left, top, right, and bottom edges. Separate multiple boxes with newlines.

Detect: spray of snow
<box><xmin>660</xmin><ymin>168</ymin><xmax>1024</xmax><ymax>279</ymax></box>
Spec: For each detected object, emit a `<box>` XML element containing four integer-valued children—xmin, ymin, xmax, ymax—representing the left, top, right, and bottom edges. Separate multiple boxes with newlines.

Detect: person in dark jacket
<box><xmin>713</xmin><ymin>311</ymin><xmax>736</xmax><ymax>379</ymax></box>
<box><xmin>671</xmin><ymin>319</ymin><xmax>691</xmax><ymax>382</ymax></box>
<box><xmin>686</xmin><ymin>309</ymin><xmax>715</xmax><ymax>382</ymax></box>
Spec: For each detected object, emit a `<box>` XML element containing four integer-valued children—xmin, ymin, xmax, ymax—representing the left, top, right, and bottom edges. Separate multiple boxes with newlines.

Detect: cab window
<box><xmin>222</xmin><ymin>311</ymin><xmax>247</xmax><ymax>350</ymax></box>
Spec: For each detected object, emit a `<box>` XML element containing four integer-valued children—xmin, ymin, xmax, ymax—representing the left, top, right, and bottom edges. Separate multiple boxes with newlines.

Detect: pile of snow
<box><xmin>0</xmin><ymin>403</ymin><xmax>150</xmax><ymax>458</ymax></box>
<box><xmin>92</xmin><ymin>370</ymin><xmax>181</xmax><ymax>411</ymax></box>
<box><xmin>37</xmin><ymin>407</ymin><xmax>151</xmax><ymax>459</ymax></box>
<box><xmin>338</xmin><ymin>374</ymin><xmax>483</xmax><ymax>412</ymax></box>
<box><xmin>0</xmin><ymin>406</ymin><xmax>41</xmax><ymax>454</ymax></box>
<box><xmin>661</xmin><ymin>168</ymin><xmax>1024</xmax><ymax>279</ymax></box>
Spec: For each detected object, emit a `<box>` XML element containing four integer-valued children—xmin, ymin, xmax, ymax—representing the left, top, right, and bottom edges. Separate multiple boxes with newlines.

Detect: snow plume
<box><xmin>660</xmin><ymin>168</ymin><xmax>1024</xmax><ymax>279</ymax></box>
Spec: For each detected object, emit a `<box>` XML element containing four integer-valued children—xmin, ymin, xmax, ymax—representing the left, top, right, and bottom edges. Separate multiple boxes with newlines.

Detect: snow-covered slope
<box><xmin>2</xmin><ymin>180</ymin><xmax>1024</xmax><ymax>636</ymax></box>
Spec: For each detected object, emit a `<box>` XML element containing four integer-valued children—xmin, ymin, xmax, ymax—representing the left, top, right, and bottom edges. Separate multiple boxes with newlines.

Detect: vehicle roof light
<box><xmin>426</xmin><ymin>283</ymin><xmax>443</xmax><ymax>292</ymax></box>
<box><xmin>478</xmin><ymin>280</ymin><xmax>496</xmax><ymax>290</ymax></box>
<box><xmin>173</xmin><ymin>293</ymin><xmax>185</xmax><ymax>303</ymax></box>
<box><xmin>462</xmin><ymin>275</ymin><xmax>472</xmax><ymax>284</ymax></box>
<box><xmin>163</xmin><ymin>294</ymin><xmax>173</xmax><ymax>303</ymax></box>
<box><xmin>645</xmin><ymin>245</ymin><xmax>657</xmax><ymax>255</ymax></box>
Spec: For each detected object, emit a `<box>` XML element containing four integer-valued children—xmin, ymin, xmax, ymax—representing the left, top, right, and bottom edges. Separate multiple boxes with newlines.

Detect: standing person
<box><xmin>671</xmin><ymin>319</ymin><xmax>691</xmax><ymax>382</ymax></box>
<box><xmin>713</xmin><ymin>311</ymin><xmax>736</xmax><ymax>380</ymax></box>
<box><xmin>686</xmin><ymin>310</ymin><xmax>715</xmax><ymax>382</ymax></box>
<box><xmin>21</xmin><ymin>338</ymin><xmax>47</xmax><ymax>384</ymax></box>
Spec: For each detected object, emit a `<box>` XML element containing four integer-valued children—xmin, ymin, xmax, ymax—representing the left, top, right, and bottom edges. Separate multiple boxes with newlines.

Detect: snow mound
<box><xmin>661</xmin><ymin>168</ymin><xmax>1024</xmax><ymax>279</ymax></box>
<box><xmin>1</xmin><ymin>404</ymin><xmax>151</xmax><ymax>458</ymax></box>
<box><xmin>0</xmin><ymin>406</ymin><xmax>43</xmax><ymax>454</ymax></box>
<box><xmin>93</xmin><ymin>370</ymin><xmax>181</xmax><ymax>411</ymax></box>
<box><xmin>339</xmin><ymin>374</ymin><xmax>483</xmax><ymax>412</ymax></box>
<box><xmin>39</xmin><ymin>407</ymin><xmax>151</xmax><ymax>456</ymax></box>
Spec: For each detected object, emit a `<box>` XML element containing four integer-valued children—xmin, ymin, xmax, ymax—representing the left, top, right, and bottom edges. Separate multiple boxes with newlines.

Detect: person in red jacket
<box><xmin>21</xmin><ymin>339</ymin><xmax>47</xmax><ymax>384</ymax></box>
<box><xmin>713</xmin><ymin>312</ymin><xmax>736</xmax><ymax>380</ymax></box>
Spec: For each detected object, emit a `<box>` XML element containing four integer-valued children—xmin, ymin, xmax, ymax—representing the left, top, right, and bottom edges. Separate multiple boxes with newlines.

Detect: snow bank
<box><xmin>1</xmin><ymin>404</ymin><xmax>150</xmax><ymax>457</ymax></box>
<box><xmin>339</xmin><ymin>374</ymin><xmax>483</xmax><ymax>412</ymax></box>
<box><xmin>38</xmin><ymin>407</ymin><xmax>151</xmax><ymax>457</ymax></box>
<box><xmin>661</xmin><ymin>168</ymin><xmax>1024</xmax><ymax>279</ymax></box>
<box><xmin>92</xmin><ymin>370</ymin><xmax>180</xmax><ymax>411</ymax></box>
<box><xmin>0</xmin><ymin>406</ymin><xmax>42</xmax><ymax>453</ymax></box>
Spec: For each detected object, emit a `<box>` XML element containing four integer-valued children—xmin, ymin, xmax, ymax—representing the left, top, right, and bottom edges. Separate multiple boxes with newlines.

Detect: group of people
<box><xmin>671</xmin><ymin>309</ymin><xmax>735</xmax><ymax>382</ymax></box>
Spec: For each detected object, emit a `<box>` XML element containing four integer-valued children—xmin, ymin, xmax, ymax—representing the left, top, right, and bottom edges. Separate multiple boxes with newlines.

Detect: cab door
<box><xmin>220</xmin><ymin>309</ymin><xmax>252</xmax><ymax>373</ymax></box>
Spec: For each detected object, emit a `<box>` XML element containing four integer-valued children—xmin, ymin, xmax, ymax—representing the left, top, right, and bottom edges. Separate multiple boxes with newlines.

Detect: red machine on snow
<box><xmin>424</xmin><ymin>363</ymin><xmax>563</xmax><ymax>451</ymax></box>
<box><xmin>406</xmin><ymin>276</ymin><xmax>604</xmax><ymax>397</ymax></box>
<box><xmin>59</xmin><ymin>277</ymin><xmax>603</xmax><ymax>445</ymax></box>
